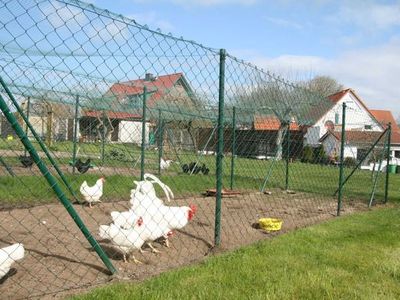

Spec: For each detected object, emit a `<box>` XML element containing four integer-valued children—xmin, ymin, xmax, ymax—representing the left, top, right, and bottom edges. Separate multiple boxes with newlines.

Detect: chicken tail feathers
<box><xmin>79</xmin><ymin>181</ymin><xmax>88</xmax><ymax>194</ymax></box>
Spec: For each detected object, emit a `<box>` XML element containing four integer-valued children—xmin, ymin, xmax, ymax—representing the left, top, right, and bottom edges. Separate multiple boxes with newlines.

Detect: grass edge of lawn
<box><xmin>71</xmin><ymin>206</ymin><xmax>400</xmax><ymax>300</ymax></box>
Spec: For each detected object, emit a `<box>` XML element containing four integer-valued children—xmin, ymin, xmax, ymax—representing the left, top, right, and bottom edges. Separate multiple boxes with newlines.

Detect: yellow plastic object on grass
<box><xmin>258</xmin><ymin>218</ymin><xmax>283</xmax><ymax>232</ymax></box>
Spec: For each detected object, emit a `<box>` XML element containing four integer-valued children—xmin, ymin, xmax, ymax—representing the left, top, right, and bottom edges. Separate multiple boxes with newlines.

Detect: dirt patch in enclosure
<box><xmin>0</xmin><ymin>191</ymin><xmax>375</xmax><ymax>299</ymax></box>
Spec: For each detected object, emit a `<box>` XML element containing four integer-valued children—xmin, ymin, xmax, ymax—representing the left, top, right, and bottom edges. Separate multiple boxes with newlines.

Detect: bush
<box><xmin>301</xmin><ymin>146</ymin><xmax>314</xmax><ymax>163</ymax></box>
<box><xmin>343</xmin><ymin>157</ymin><xmax>357</xmax><ymax>167</ymax></box>
<box><xmin>313</xmin><ymin>145</ymin><xmax>328</xmax><ymax>164</ymax></box>
<box><xmin>105</xmin><ymin>149</ymin><xmax>126</xmax><ymax>161</ymax></box>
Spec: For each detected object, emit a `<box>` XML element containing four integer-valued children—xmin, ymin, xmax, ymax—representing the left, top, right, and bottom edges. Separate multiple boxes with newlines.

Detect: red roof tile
<box><xmin>254</xmin><ymin>115</ymin><xmax>300</xmax><ymax>131</ymax></box>
<box><xmin>83</xmin><ymin>110</ymin><xmax>140</xmax><ymax>119</ymax></box>
<box><xmin>108</xmin><ymin>73</ymin><xmax>184</xmax><ymax>107</ymax></box>
<box><xmin>84</xmin><ymin>73</ymin><xmax>188</xmax><ymax>120</ymax></box>
<box><xmin>369</xmin><ymin>110</ymin><xmax>400</xmax><ymax>144</ymax></box>
<box><xmin>320</xmin><ymin>130</ymin><xmax>384</xmax><ymax>144</ymax></box>
<box><xmin>328</xmin><ymin>89</ymin><xmax>350</xmax><ymax>103</ymax></box>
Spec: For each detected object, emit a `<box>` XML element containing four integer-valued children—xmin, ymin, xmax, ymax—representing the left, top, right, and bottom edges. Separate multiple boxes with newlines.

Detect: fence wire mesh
<box><xmin>0</xmin><ymin>0</ymin><xmax>393</xmax><ymax>298</ymax></box>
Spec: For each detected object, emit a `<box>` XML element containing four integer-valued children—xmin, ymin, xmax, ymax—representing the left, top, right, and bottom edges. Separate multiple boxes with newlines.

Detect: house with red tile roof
<box><xmin>319</xmin><ymin>130</ymin><xmax>384</xmax><ymax>163</ymax></box>
<box><xmin>305</xmin><ymin>89</ymin><xmax>384</xmax><ymax>147</ymax></box>
<box><xmin>80</xmin><ymin>73</ymin><xmax>197</xmax><ymax>144</ymax></box>
<box><xmin>370</xmin><ymin>109</ymin><xmax>400</xmax><ymax>162</ymax></box>
<box><xmin>317</xmin><ymin>105</ymin><xmax>400</xmax><ymax>167</ymax></box>
<box><xmin>251</xmin><ymin>88</ymin><xmax>386</xmax><ymax>160</ymax></box>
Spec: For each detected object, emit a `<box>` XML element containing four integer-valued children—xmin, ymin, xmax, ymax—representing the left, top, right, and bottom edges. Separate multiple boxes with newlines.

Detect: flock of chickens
<box><xmin>80</xmin><ymin>173</ymin><xmax>197</xmax><ymax>263</ymax></box>
<box><xmin>0</xmin><ymin>157</ymin><xmax>201</xmax><ymax>280</ymax></box>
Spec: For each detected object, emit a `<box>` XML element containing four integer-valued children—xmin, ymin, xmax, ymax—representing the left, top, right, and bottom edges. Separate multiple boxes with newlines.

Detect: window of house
<box><xmin>395</xmin><ymin>151</ymin><xmax>400</xmax><ymax>158</ymax></box>
<box><xmin>335</xmin><ymin>113</ymin><xmax>339</xmax><ymax>125</ymax></box>
<box><xmin>364</xmin><ymin>125</ymin><xmax>372</xmax><ymax>130</ymax></box>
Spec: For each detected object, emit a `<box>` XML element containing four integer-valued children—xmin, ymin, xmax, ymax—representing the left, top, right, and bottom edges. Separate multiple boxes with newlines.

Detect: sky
<box><xmin>91</xmin><ymin>0</ymin><xmax>400</xmax><ymax>119</ymax></box>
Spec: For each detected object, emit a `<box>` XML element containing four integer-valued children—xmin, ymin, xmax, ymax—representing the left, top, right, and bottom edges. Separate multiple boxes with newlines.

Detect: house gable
<box><xmin>305</xmin><ymin>89</ymin><xmax>383</xmax><ymax>146</ymax></box>
<box><xmin>84</xmin><ymin>73</ymin><xmax>196</xmax><ymax>120</ymax></box>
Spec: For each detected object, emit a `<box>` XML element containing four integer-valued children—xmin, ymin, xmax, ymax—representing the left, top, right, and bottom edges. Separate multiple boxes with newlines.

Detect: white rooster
<box><xmin>129</xmin><ymin>174</ymin><xmax>173</xmax><ymax>216</ymax></box>
<box><xmin>129</xmin><ymin>174</ymin><xmax>197</xmax><ymax>249</ymax></box>
<box><xmin>136</xmin><ymin>173</ymin><xmax>174</xmax><ymax>202</ymax></box>
<box><xmin>0</xmin><ymin>243</ymin><xmax>25</xmax><ymax>279</ymax></box>
<box><xmin>79</xmin><ymin>177</ymin><xmax>105</xmax><ymax>208</ymax></box>
<box><xmin>154</xmin><ymin>204</ymin><xmax>197</xmax><ymax>248</ymax></box>
<box><xmin>99</xmin><ymin>220</ymin><xmax>144</xmax><ymax>263</ymax></box>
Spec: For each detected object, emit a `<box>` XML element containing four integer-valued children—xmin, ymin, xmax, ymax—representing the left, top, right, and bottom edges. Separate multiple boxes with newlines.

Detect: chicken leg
<box><xmin>130</xmin><ymin>255</ymin><xmax>143</xmax><ymax>264</ymax></box>
<box><xmin>147</xmin><ymin>243</ymin><xmax>161</xmax><ymax>254</ymax></box>
<box><xmin>163</xmin><ymin>238</ymin><xmax>170</xmax><ymax>248</ymax></box>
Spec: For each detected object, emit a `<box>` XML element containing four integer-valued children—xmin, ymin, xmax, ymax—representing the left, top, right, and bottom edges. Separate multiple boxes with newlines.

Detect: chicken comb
<box><xmin>189</xmin><ymin>204</ymin><xmax>197</xmax><ymax>213</ymax></box>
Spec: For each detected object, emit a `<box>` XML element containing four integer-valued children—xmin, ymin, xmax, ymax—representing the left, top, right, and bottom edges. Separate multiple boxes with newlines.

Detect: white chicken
<box><xmin>0</xmin><ymin>243</ymin><xmax>25</xmax><ymax>279</ymax></box>
<box><xmin>131</xmin><ymin>177</ymin><xmax>197</xmax><ymax>248</ymax></box>
<box><xmin>80</xmin><ymin>177</ymin><xmax>105</xmax><ymax>208</ymax></box>
<box><xmin>153</xmin><ymin>204</ymin><xmax>197</xmax><ymax>248</ymax></box>
<box><xmin>136</xmin><ymin>215</ymin><xmax>173</xmax><ymax>253</ymax></box>
<box><xmin>130</xmin><ymin>187</ymin><xmax>164</xmax><ymax>218</ymax></box>
<box><xmin>129</xmin><ymin>174</ymin><xmax>173</xmax><ymax>216</ymax></box>
<box><xmin>142</xmin><ymin>173</ymin><xmax>174</xmax><ymax>201</ymax></box>
<box><xmin>160</xmin><ymin>158</ymin><xmax>173</xmax><ymax>170</ymax></box>
<box><xmin>110</xmin><ymin>210</ymin><xmax>138</xmax><ymax>230</ymax></box>
<box><xmin>158</xmin><ymin>205</ymin><xmax>197</xmax><ymax>230</ymax></box>
<box><xmin>118</xmin><ymin>174</ymin><xmax>197</xmax><ymax>251</ymax></box>
<box><xmin>99</xmin><ymin>220</ymin><xmax>144</xmax><ymax>263</ymax></box>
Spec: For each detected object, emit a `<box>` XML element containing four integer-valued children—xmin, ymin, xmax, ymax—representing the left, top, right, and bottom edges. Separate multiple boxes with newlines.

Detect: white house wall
<box><xmin>305</xmin><ymin>92</ymin><xmax>383</xmax><ymax>146</ymax></box>
<box><xmin>118</xmin><ymin>120</ymin><xmax>149</xmax><ymax>144</ymax></box>
<box><xmin>344</xmin><ymin>146</ymin><xmax>358</xmax><ymax>159</ymax></box>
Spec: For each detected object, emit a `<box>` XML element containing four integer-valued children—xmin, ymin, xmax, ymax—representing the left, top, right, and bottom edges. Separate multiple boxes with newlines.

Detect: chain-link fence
<box><xmin>0</xmin><ymin>0</ymin><xmax>393</xmax><ymax>298</ymax></box>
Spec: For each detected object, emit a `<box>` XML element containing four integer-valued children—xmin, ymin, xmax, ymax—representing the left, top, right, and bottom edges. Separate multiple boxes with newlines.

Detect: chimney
<box><xmin>145</xmin><ymin>73</ymin><xmax>155</xmax><ymax>81</ymax></box>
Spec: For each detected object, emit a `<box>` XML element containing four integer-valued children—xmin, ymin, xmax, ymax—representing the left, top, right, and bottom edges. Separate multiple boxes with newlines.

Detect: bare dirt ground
<box><xmin>0</xmin><ymin>190</ymin><xmax>373</xmax><ymax>299</ymax></box>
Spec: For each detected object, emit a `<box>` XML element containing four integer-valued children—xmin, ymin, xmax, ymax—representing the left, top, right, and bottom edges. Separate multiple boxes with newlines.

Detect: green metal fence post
<box><xmin>0</xmin><ymin>76</ymin><xmax>78</xmax><ymax>201</ymax></box>
<box><xmin>72</xmin><ymin>95</ymin><xmax>80</xmax><ymax>175</ymax></box>
<box><xmin>141</xmin><ymin>86</ymin><xmax>148</xmax><ymax>181</ymax></box>
<box><xmin>285</xmin><ymin>122</ymin><xmax>290</xmax><ymax>191</ymax></box>
<box><xmin>215</xmin><ymin>49</ymin><xmax>226</xmax><ymax>247</ymax></box>
<box><xmin>24</xmin><ymin>96</ymin><xmax>30</xmax><ymax>157</ymax></box>
<box><xmin>369</xmin><ymin>135</ymin><xmax>387</xmax><ymax>207</ymax></box>
<box><xmin>337</xmin><ymin>103</ymin><xmax>346</xmax><ymax>216</ymax></box>
<box><xmin>158</xmin><ymin>109</ymin><xmax>164</xmax><ymax>175</ymax></box>
<box><xmin>230</xmin><ymin>106</ymin><xmax>236</xmax><ymax>190</ymax></box>
<box><xmin>0</xmin><ymin>93</ymin><xmax>117</xmax><ymax>275</ymax></box>
<box><xmin>384</xmin><ymin>123</ymin><xmax>392</xmax><ymax>203</ymax></box>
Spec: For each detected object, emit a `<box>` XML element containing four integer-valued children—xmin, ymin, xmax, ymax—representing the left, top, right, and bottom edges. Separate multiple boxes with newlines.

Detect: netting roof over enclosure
<box><xmin>0</xmin><ymin>0</ymin><xmax>393</xmax><ymax>299</ymax></box>
<box><xmin>0</xmin><ymin>0</ymin><xmax>333</xmax><ymax>127</ymax></box>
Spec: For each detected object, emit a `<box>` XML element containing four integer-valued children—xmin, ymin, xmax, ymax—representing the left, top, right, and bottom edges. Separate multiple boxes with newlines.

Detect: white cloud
<box><xmin>129</xmin><ymin>12</ymin><xmax>174</xmax><ymax>32</ymax></box>
<box><xmin>265</xmin><ymin>17</ymin><xmax>304</xmax><ymax>30</ymax></box>
<box><xmin>44</xmin><ymin>2</ymin><xmax>87</xmax><ymax>29</ymax></box>
<box><xmin>94</xmin><ymin>21</ymin><xmax>130</xmax><ymax>41</ymax></box>
<box><xmin>328</xmin><ymin>2</ymin><xmax>400</xmax><ymax>31</ymax></box>
<box><xmin>238</xmin><ymin>38</ymin><xmax>400</xmax><ymax>116</ymax></box>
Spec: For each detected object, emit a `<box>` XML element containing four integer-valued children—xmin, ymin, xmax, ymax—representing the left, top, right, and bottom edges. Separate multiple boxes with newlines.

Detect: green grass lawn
<box><xmin>0</xmin><ymin>148</ymin><xmax>399</xmax><ymax>206</ymax></box>
<box><xmin>72</xmin><ymin>208</ymin><xmax>400</xmax><ymax>300</ymax></box>
<box><xmin>1</xmin><ymin>138</ymin><xmax>399</xmax><ymax>206</ymax></box>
